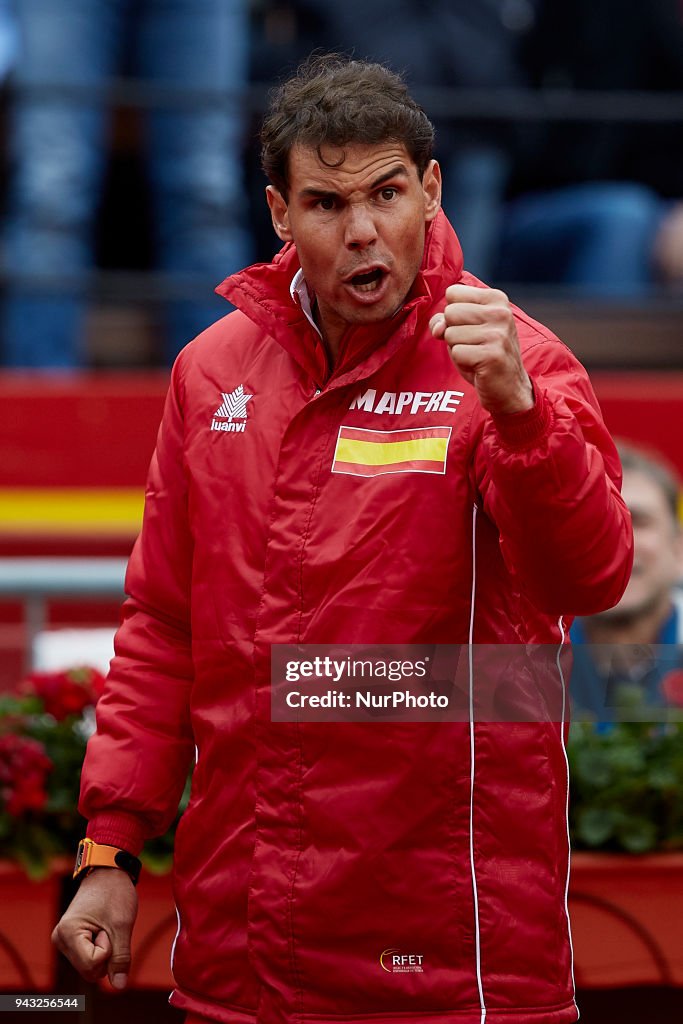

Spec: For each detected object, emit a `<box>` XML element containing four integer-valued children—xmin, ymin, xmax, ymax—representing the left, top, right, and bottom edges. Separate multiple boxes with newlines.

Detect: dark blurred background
<box><xmin>0</xmin><ymin>0</ymin><xmax>681</xmax><ymax>369</ymax></box>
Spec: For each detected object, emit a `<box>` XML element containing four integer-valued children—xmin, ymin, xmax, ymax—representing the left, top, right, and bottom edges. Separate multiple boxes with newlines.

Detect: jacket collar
<box><xmin>215</xmin><ymin>209</ymin><xmax>463</xmax><ymax>389</ymax></box>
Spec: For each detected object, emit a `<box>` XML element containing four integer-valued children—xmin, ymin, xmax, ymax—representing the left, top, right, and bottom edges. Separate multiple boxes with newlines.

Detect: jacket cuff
<box><xmin>86</xmin><ymin>811</ymin><xmax>147</xmax><ymax>856</ymax></box>
<box><xmin>490</xmin><ymin>382</ymin><xmax>553</xmax><ymax>451</ymax></box>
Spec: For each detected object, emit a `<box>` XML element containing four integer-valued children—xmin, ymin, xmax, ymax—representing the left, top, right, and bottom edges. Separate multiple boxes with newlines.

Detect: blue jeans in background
<box><xmin>496</xmin><ymin>181</ymin><xmax>666</xmax><ymax>297</ymax></box>
<box><xmin>440</xmin><ymin>145</ymin><xmax>509</xmax><ymax>284</ymax></box>
<box><xmin>2</xmin><ymin>0</ymin><xmax>251</xmax><ymax>367</ymax></box>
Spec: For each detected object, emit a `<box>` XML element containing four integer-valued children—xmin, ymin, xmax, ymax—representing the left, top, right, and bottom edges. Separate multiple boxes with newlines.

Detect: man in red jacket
<box><xmin>53</xmin><ymin>55</ymin><xmax>632</xmax><ymax>1024</ymax></box>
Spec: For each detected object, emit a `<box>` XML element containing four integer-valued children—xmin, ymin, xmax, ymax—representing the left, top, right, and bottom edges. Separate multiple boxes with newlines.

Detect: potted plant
<box><xmin>0</xmin><ymin>667</ymin><xmax>183</xmax><ymax>990</ymax></box>
<box><xmin>567</xmin><ymin>704</ymin><xmax>683</xmax><ymax>988</ymax></box>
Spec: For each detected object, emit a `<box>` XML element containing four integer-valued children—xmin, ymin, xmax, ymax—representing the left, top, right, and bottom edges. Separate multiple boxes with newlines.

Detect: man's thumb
<box><xmin>107</xmin><ymin>938</ymin><xmax>132</xmax><ymax>990</ymax></box>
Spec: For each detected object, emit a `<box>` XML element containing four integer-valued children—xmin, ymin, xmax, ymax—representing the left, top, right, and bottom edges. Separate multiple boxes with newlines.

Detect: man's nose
<box><xmin>344</xmin><ymin>203</ymin><xmax>378</xmax><ymax>249</ymax></box>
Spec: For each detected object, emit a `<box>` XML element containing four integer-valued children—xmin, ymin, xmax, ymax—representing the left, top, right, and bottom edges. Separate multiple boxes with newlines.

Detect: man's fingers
<box><xmin>445</xmin><ymin>283</ymin><xmax>508</xmax><ymax>304</ymax></box>
<box><xmin>442</xmin><ymin>302</ymin><xmax>498</xmax><ymax>327</ymax></box>
<box><xmin>445</xmin><ymin>339</ymin><xmax>491</xmax><ymax>370</ymax></box>
<box><xmin>52</xmin><ymin>916</ymin><xmax>130</xmax><ymax>988</ymax></box>
<box><xmin>432</xmin><ymin>287</ymin><xmax>512</xmax><ymax>346</ymax></box>
<box><xmin>443</xmin><ymin>325</ymin><xmax>496</xmax><ymax>349</ymax></box>
<box><xmin>84</xmin><ymin>932</ymin><xmax>111</xmax><ymax>981</ymax></box>
<box><xmin>434</xmin><ymin>284</ymin><xmax>533</xmax><ymax>414</ymax></box>
<box><xmin>92</xmin><ymin>929</ymin><xmax>111</xmax><ymax>957</ymax></box>
<box><xmin>52</xmin><ymin>924</ymin><xmax>109</xmax><ymax>982</ymax></box>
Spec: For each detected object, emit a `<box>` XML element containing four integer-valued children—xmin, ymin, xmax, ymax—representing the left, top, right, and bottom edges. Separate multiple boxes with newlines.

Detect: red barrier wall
<box><xmin>1</xmin><ymin>370</ymin><xmax>681</xmax><ymax>491</ymax></box>
<box><xmin>0</xmin><ymin>372</ymin><xmax>168</xmax><ymax>488</ymax></box>
<box><xmin>591</xmin><ymin>373</ymin><xmax>683</xmax><ymax>478</ymax></box>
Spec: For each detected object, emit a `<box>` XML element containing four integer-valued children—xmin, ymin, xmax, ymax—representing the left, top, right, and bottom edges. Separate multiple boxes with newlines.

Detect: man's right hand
<box><xmin>51</xmin><ymin>868</ymin><xmax>138</xmax><ymax>990</ymax></box>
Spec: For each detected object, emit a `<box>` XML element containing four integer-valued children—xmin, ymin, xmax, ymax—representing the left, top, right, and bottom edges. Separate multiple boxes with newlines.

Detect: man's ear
<box><xmin>266</xmin><ymin>185</ymin><xmax>292</xmax><ymax>242</ymax></box>
<box><xmin>422</xmin><ymin>160</ymin><xmax>442</xmax><ymax>223</ymax></box>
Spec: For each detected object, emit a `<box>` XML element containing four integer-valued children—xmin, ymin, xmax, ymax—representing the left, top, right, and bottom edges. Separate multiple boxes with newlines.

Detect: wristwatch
<box><xmin>73</xmin><ymin>838</ymin><xmax>142</xmax><ymax>886</ymax></box>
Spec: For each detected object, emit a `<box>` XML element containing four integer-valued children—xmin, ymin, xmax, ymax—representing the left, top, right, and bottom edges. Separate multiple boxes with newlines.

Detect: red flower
<box><xmin>0</xmin><ymin>734</ymin><xmax>53</xmax><ymax>817</ymax></box>
<box><xmin>19</xmin><ymin>666</ymin><xmax>106</xmax><ymax>721</ymax></box>
<box><xmin>661</xmin><ymin>669</ymin><xmax>683</xmax><ymax>707</ymax></box>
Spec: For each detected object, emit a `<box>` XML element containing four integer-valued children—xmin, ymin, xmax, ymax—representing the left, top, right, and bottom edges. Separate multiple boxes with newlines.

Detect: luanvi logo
<box><xmin>211</xmin><ymin>385</ymin><xmax>252</xmax><ymax>433</ymax></box>
<box><xmin>380</xmin><ymin>948</ymin><xmax>425</xmax><ymax>974</ymax></box>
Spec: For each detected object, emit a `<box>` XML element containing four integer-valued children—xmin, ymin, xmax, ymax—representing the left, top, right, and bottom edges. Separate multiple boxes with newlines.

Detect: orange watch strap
<box><xmin>73</xmin><ymin>838</ymin><xmax>141</xmax><ymax>884</ymax></box>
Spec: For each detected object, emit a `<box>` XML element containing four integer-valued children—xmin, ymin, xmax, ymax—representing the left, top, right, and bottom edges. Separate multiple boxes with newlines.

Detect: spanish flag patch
<box><xmin>332</xmin><ymin>425</ymin><xmax>451</xmax><ymax>477</ymax></box>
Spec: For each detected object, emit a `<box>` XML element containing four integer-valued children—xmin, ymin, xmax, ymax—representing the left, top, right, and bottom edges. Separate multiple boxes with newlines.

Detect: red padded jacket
<box><xmin>81</xmin><ymin>212</ymin><xmax>632</xmax><ymax>1024</ymax></box>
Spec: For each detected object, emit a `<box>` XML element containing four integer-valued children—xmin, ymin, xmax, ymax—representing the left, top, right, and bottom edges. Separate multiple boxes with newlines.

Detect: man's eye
<box><xmin>318</xmin><ymin>197</ymin><xmax>336</xmax><ymax>211</ymax></box>
<box><xmin>379</xmin><ymin>187</ymin><xmax>398</xmax><ymax>201</ymax></box>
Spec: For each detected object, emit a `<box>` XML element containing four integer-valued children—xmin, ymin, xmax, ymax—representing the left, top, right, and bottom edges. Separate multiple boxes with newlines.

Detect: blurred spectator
<box><xmin>302</xmin><ymin>1</ymin><xmax>532</xmax><ymax>279</ymax></box>
<box><xmin>0</xmin><ymin>0</ymin><xmax>17</xmax><ymax>81</ymax></box>
<box><xmin>1</xmin><ymin>0</ymin><xmax>251</xmax><ymax>368</ymax></box>
<box><xmin>571</xmin><ymin>443</ymin><xmax>683</xmax><ymax>718</ymax></box>
<box><xmin>248</xmin><ymin>0</ymin><xmax>531</xmax><ymax>273</ymax></box>
<box><xmin>499</xmin><ymin>0</ymin><xmax>683</xmax><ymax>295</ymax></box>
<box><xmin>252</xmin><ymin>1</ymin><xmax>683</xmax><ymax>295</ymax></box>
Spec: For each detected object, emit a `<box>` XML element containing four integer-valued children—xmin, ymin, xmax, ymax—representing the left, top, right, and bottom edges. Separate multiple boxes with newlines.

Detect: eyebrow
<box><xmin>297</xmin><ymin>164</ymin><xmax>411</xmax><ymax>202</ymax></box>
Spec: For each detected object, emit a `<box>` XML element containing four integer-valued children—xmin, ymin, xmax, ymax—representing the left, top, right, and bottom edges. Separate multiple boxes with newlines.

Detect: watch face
<box><xmin>74</xmin><ymin>844</ymin><xmax>84</xmax><ymax>874</ymax></box>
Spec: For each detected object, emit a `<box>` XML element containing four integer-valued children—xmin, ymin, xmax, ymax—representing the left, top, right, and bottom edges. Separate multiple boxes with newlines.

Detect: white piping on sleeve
<box><xmin>557</xmin><ymin>615</ymin><xmax>580</xmax><ymax>1020</ymax></box>
<box><xmin>468</xmin><ymin>503</ymin><xmax>486</xmax><ymax>1023</ymax></box>
<box><xmin>170</xmin><ymin>905</ymin><xmax>182</xmax><ymax>974</ymax></box>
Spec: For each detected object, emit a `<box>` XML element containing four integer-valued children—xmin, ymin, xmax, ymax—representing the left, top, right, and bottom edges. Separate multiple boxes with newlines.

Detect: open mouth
<box><xmin>350</xmin><ymin>268</ymin><xmax>386</xmax><ymax>293</ymax></box>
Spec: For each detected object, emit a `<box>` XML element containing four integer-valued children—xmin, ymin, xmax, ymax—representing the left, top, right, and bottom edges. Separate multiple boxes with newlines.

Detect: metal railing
<box><xmin>12</xmin><ymin>79</ymin><xmax>683</xmax><ymax>122</ymax></box>
<box><xmin>0</xmin><ymin>558</ymin><xmax>127</xmax><ymax>672</ymax></box>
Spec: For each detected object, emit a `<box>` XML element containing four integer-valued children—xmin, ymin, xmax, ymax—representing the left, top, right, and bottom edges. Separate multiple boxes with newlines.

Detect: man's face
<box><xmin>603</xmin><ymin>468</ymin><xmax>683</xmax><ymax>620</ymax></box>
<box><xmin>267</xmin><ymin>142</ymin><xmax>441</xmax><ymax>351</ymax></box>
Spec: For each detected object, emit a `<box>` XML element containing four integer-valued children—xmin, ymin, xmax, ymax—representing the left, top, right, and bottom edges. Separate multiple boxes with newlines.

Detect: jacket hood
<box><xmin>215</xmin><ymin>209</ymin><xmax>464</xmax><ymax>387</ymax></box>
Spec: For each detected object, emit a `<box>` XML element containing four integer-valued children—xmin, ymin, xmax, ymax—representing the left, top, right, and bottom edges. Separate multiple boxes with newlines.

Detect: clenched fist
<box><xmin>430</xmin><ymin>284</ymin><xmax>534</xmax><ymax>416</ymax></box>
<box><xmin>52</xmin><ymin>868</ymin><xmax>138</xmax><ymax>990</ymax></box>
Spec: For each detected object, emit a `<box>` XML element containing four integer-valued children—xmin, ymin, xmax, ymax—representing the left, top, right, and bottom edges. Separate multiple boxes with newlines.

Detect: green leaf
<box><xmin>15</xmin><ymin>845</ymin><xmax>50</xmax><ymax>880</ymax></box>
<box><xmin>647</xmin><ymin>766</ymin><xmax>678</xmax><ymax>789</ymax></box>
<box><xmin>140</xmin><ymin>851</ymin><xmax>174</xmax><ymax>875</ymax></box>
<box><xmin>607</xmin><ymin>744</ymin><xmax>646</xmax><ymax>774</ymax></box>
<box><xmin>573</xmin><ymin>747</ymin><xmax>613</xmax><ymax>788</ymax></box>
<box><xmin>616</xmin><ymin>816</ymin><xmax>658</xmax><ymax>854</ymax></box>
<box><xmin>576</xmin><ymin>807</ymin><xmax>615</xmax><ymax>847</ymax></box>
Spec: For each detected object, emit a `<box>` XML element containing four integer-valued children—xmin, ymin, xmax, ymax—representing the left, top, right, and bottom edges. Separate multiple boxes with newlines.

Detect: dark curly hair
<box><xmin>260</xmin><ymin>53</ymin><xmax>435</xmax><ymax>199</ymax></box>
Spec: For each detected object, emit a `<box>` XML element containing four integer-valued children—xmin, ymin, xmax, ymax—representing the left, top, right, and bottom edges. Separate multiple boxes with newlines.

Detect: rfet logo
<box><xmin>380</xmin><ymin>948</ymin><xmax>425</xmax><ymax>973</ymax></box>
